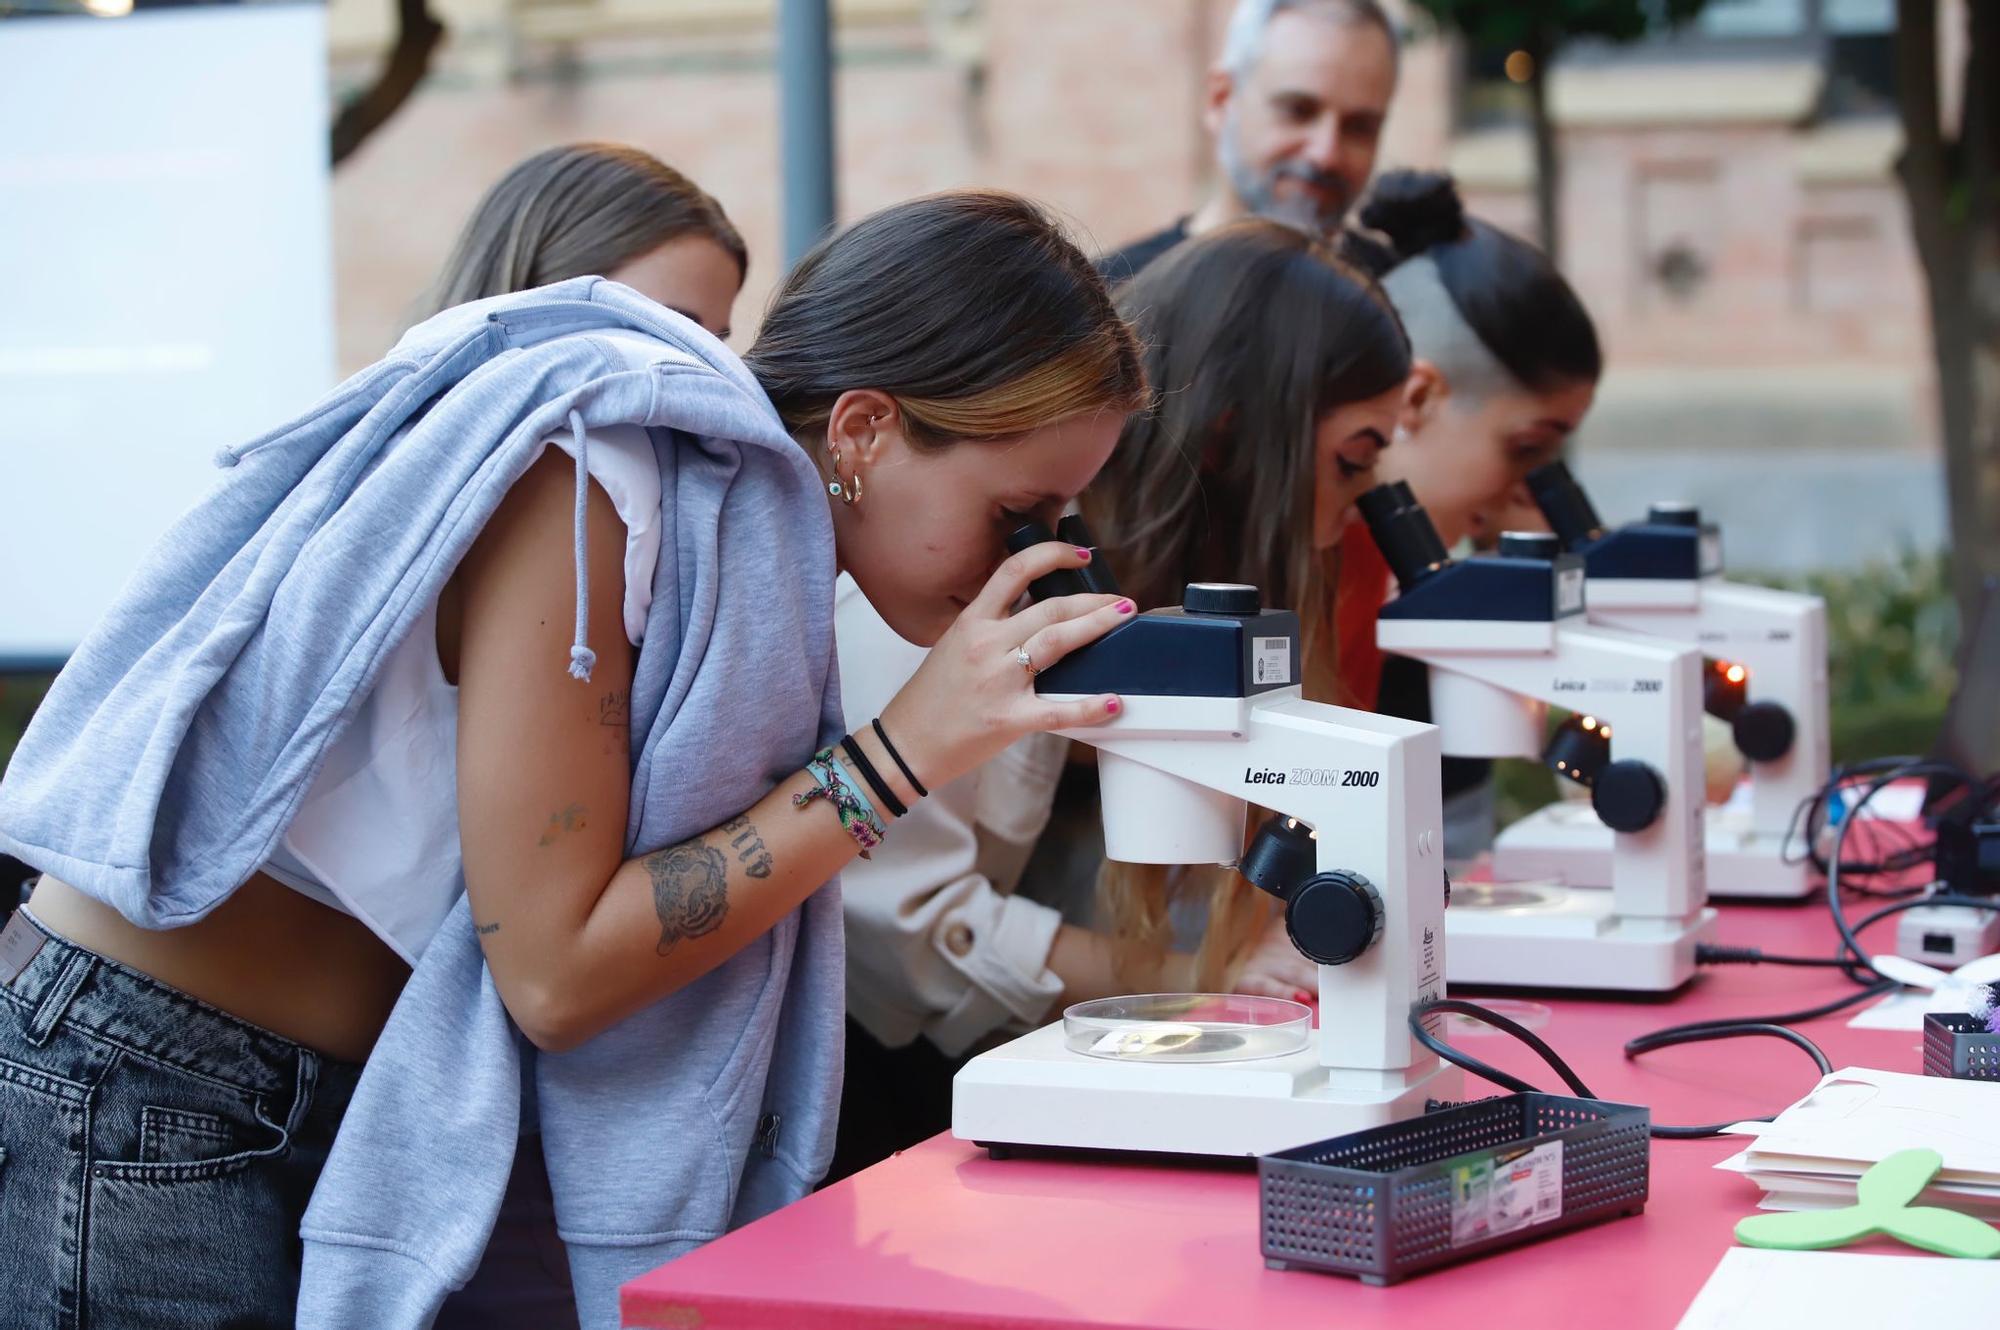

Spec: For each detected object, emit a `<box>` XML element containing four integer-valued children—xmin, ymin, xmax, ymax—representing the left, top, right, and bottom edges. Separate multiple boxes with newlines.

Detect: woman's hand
<box><xmin>1229</xmin><ymin>913</ymin><xmax>1318</xmax><ymax>1003</ymax></box>
<box><xmin>879</xmin><ymin>542</ymin><xmax>1132</xmax><ymax>794</ymax></box>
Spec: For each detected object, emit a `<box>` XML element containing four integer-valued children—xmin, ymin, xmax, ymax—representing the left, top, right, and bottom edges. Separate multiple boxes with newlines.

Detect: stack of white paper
<box><xmin>1677</xmin><ymin>1249</ymin><xmax>1999</xmax><ymax>1329</ymax></box>
<box><xmin>1714</xmin><ymin>1067</ymin><xmax>2000</xmax><ymax>1217</ymax></box>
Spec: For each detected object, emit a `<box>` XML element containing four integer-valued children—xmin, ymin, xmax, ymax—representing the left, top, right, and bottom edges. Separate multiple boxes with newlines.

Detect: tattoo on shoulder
<box><xmin>721</xmin><ymin>814</ymin><xmax>774</xmax><ymax>879</ymax></box>
<box><xmin>646</xmin><ymin>841</ymin><xmax>730</xmax><ymax>956</ymax></box>
<box><xmin>599</xmin><ymin>690</ymin><xmax>630</xmax><ymax>729</ymax></box>
<box><xmin>475</xmin><ymin>921</ymin><xmax>501</xmax><ymax>936</ymax></box>
<box><xmin>538</xmin><ymin>804</ymin><xmax>587</xmax><ymax>847</ymax></box>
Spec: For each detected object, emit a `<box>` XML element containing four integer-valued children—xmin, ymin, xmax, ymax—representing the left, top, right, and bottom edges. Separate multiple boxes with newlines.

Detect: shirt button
<box><xmin>943</xmin><ymin>922</ymin><xmax>974</xmax><ymax>957</ymax></box>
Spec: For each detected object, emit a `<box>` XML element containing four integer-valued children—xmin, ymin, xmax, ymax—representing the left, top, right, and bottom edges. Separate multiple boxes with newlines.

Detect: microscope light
<box><xmin>1543</xmin><ymin>712</ymin><xmax>1613</xmax><ymax>787</ymax></box>
<box><xmin>1704</xmin><ymin>656</ymin><xmax>1751</xmax><ymax>723</ymax></box>
<box><xmin>1241</xmin><ymin>814</ymin><xmax>1319</xmax><ymax>898</ymax></box>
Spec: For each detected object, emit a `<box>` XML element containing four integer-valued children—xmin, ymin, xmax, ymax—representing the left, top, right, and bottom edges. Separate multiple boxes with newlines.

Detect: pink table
<box><xmin>623</xmin><ymin>897</ymin><xmax>1943</xmax><ymax>1329</ymax></box>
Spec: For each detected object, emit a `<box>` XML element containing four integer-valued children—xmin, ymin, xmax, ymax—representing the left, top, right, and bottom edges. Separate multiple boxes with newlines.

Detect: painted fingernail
<box><xmin>1116</xmin><ymin>599</ymin><xmax>1135</xmax><ymax>615</ymax></box>
<box><xmin>1105</xmin><ymin>697</ymin><xmax>1122</xmax><ymax>715</ymax></box>
<box><xmin>1074</xmin><ymin>546</ymin><xmax>1092</xmax><ymax>561</ymax></box>
<box><xmin>1294</xmin><ymin>989</ymin><xmax>1314</xmax><ymax>1004</ymax></box>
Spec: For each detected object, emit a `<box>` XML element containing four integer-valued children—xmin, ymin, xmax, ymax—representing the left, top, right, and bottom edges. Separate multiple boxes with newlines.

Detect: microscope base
<box><xmin>1446</xmin><ymin>882</ymin><xmax>1717</xmax><ymax>991</ymax></box>
<box><xmin>952</xmin><ymin>1020</ymin><xmax>1462</xmax><ymax>1159</ymax></box>
<box><xmin>1491</xmin><ymin>801</ymin><xmax>1816</xmax><ymax>900</ymax></box>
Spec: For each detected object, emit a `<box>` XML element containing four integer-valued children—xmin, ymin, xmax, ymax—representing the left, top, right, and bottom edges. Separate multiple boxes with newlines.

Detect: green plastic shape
<box><xmin>1735</xmin><ymin>1148</ymin><xmax>2000</xmax><ymax>1259</ymax></box>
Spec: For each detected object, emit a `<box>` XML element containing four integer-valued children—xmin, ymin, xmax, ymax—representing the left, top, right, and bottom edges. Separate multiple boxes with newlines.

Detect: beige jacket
<box><xmin>834</xmin><ymin>576</ymin><xmax>1070</xmax><ymax>1056</ymax></box>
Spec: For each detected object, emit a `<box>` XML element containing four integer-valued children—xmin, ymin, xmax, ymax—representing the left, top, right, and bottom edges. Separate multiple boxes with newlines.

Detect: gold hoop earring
<box><xmin>826</xmin><ymin>441</ymin><xmax>862</xmax><ymax>506</ymax></box>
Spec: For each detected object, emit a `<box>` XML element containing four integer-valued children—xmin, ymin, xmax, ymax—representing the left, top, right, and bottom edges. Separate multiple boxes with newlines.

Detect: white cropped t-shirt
<box><xmin>262</xmin><ymin>424</ymin><xmax>662</xmax><ymax>963</ymax></box>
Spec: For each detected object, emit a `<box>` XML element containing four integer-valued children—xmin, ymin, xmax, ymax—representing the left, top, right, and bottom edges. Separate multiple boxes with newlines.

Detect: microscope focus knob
<box><xmin>1591</xmin><ymin>760</ymin><xmax>1666</xmax><ymax>834</ymax></box>
<box><xmin>1284</xmin><ymin>871</ymin><xmax>1384</xmax><ymax>967</ymax></box>
<box><xmin>1733</xmin><ymin>700</ymin><xmax>1796</xmax><ymax>763</ymax></box>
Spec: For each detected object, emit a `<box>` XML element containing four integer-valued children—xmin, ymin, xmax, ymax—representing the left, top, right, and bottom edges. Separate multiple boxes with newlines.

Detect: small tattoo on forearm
<box><xmin>476</xmin><ymin>921</ymin><xmax>501</xmax><ymax>936</ymax></box>
<box><xmin>538</xmin><ymin>803</ymin><xmax>587</xmax><ymax>847</ymax></box>
<box><xmin>599</xmin><ymin>691</ymin><xmax>630</xmax><ymax>729</ymax></box>
<box><xmin>646</xmin><ymin>841</ymin><xmax>730</xmax><ymax>956</ymax></box>
<box><xmin>722</xmin><ymin>814</ymin><xmax>774</xmax><ymax>879</ymax></box>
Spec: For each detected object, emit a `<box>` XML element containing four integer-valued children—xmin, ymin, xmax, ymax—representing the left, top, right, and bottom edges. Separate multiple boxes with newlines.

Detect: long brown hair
<box><xmin>745</xmin><ymin>190</ymin><xmax>1145</xmax><ymax>456</ymax></box>
<box><xmin>1085</xmin><ymin>219</ymin><xmax>1410</xmax><ymax>989</ymax></box>
<box><xmin>425</xmin><ymin>143</ymin><xmax>746</xmax><ymax>313</ymax></box>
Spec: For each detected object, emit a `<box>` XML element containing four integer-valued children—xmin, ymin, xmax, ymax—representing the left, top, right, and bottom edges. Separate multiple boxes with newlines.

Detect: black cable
<box><xmin>1826</xmin><ymin>761</ymin><xmax>1979</xmax><ymax>977</ymax></box>
<box><xmin>1411</xmin><ymin>999</ymin><xmax>1594</xmax><ymax>1098</ymax></box>
<box><xmin>1785</xmin><ymin>756</ymin><xmax>1936</xmax><ymax>876</ymax></box>
<box><xmin>1410</xmin><ymin>999</ymin><xmax>1836</xmax><ymax>1141</ymax></box>
<box><xmin>1623</xmin><ymin>1024</ymin><xmax>1835</xmax><ymax>1139</ymax></box>
<box><xmin>1413</xmin><ymin>766</ymin><xmax>1994</xmax><ymax>1145</ymax></box>
<box><xmin>1696</xmin><ymin>944</ymin><xmax>1856</xmax><ymax>969</ymax></box>
<box><xmin>1629</xmin><ymin>980</ymin><xmax>1897</xmax><ymax>1044</ymax></box>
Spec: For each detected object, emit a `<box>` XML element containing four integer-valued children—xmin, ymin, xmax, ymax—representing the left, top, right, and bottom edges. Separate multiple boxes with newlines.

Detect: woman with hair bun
<box><xmin>1335</xmin><ymin>170</ymin><xmax>1605</xmax><ymax>852</ymax></box>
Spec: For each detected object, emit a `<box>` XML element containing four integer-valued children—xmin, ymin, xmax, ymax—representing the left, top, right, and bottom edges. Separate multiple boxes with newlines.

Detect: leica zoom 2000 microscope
<box><xmin>951</xmin><ymin>528</ymin><xmax>1461</xmax><ymax>1158</ymax></box>
<box><xmin>1361</xmin><ymin>485</ymin><xmax>1718</xmax><ymax>993</ymax></box>
<box><xmin>1489</xmin><ymin>462</ymin><xmax>1831</xmax><ymax>899</ymax></box>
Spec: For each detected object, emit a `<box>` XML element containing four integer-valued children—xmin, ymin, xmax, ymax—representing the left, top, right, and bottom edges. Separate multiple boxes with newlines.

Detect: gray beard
<box><xmin>1220</xmin><ymin>113</ymin><xmax>1348</xmax><ymax>235</ymax></box>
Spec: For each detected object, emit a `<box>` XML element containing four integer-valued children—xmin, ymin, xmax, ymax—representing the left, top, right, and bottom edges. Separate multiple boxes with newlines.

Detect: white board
<box><xmin>0</xmin><ymin>3</ymin><xmax>334</xmax><ymax>666</ymax></box>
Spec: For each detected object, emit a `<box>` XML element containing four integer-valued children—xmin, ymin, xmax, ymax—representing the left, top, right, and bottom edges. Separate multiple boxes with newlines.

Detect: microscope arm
<box><xmin>1057</xmin><ymin>692</ymin><xmax>1447</xmax><ymax>1082</ymax></box>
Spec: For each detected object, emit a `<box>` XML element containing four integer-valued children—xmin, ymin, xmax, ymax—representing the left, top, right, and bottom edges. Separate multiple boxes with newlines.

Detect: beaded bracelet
<box><xmin>795</xmin><ymin>747</ymin><xmax>888</xmax><ymax>858</ymax></box>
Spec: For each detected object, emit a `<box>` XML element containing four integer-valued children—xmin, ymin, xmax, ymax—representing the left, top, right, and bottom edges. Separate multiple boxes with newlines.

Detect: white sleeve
<box><xmin>833</xmin><ymin>576</ymin><xmax>1068</xmax><ymax>1057</ymax></box>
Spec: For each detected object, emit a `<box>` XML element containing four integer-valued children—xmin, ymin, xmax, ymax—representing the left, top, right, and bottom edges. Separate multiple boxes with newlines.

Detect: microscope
<box><xmin>1489</xmin><ymin>461</ymin><xmax>1831</xmax><ymax>900</ymax></box>
<box><xmin>1361</xmin><ymin>484</ymin><xmax>1717</xmax><ymax>992</ymax></box>
<box><xmin>950</xmin><ymin>521</ymin><xmax>1461</xmax><ymax>1159</ymax></box>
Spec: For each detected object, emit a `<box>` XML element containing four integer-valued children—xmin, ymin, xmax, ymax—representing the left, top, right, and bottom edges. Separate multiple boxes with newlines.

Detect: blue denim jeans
<box><xmin>0</xmin><ymin>909</ymin><xmax>360</xmax><ymax>1329</ymax></box>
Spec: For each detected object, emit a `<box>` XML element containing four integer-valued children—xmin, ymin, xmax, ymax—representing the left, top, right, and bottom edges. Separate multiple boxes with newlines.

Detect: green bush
<box><xmin>1757</xmin><ymin>549</ymin><xmax>1960</xmax><ymax>719</ymax></box>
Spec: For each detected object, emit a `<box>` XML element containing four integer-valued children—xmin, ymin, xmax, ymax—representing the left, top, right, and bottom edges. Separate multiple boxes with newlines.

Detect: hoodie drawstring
<box><xmin>566</xmin><ymin>409</ymin><xmax>596</xmax><ymax>682</ymax></box>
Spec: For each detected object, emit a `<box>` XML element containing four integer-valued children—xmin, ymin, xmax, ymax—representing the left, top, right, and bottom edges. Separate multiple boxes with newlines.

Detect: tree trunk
<box><xmin>330</xmin><ymin>0</ymin><xmax>446</xmax><ymax>168</ymax></box>
<box><xmin>1526</xmin><ymin>31</ymin><xmax>1560</xmax><ymax>263</ymax></box>
<box><xmin>1896</xmin><ymin>0</ymin><xmax>2000</xmax><ymax>630</ymax></box>
<box><xmin>1960</xmin><ymin>0</ymin><xmax>2000</xmax><ymax>625</ymax></box>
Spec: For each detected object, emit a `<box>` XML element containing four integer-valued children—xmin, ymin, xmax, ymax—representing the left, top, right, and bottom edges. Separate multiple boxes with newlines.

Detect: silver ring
<box><xmin>1014</xmin><ymin>646</ymin><xmax>1037</xmax><ymax>676</ymax></box>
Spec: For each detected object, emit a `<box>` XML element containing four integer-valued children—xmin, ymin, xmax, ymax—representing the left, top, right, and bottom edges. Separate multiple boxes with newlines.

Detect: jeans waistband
<box><xmin>0</xmin><ymin>908</ymin><xmax>324</xmax><ymax>1097</ymax></box>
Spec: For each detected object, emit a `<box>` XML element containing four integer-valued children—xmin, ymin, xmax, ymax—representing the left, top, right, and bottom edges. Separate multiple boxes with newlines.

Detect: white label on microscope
<box><xmin>1556</xmin><ymin>566</ymin><xmax>1586</xmax><ymax>616</ymax></box>
<box><xmin>1253</xmin><ymin>637</ymin><xmax>1291</xmax><ymax>686</ymax></box>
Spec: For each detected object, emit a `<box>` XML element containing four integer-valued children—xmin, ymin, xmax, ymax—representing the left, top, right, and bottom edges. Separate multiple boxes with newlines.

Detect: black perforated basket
<box><xmin>1260</xmin><ymin>1094</ymin><xmax>1649</xmax><ymax>1285</ymax></box>
<box><xmin>1924</xmin><ymin>1012</ymin><xmax>2000</xmax><ymax>1081</ymax></box>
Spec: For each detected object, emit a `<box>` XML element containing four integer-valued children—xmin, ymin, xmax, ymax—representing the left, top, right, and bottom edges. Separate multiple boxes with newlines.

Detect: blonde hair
<box><xmin>425</xmin><ymin>143</ymin><xmax>744</xmax><ymax>315</ymax></box>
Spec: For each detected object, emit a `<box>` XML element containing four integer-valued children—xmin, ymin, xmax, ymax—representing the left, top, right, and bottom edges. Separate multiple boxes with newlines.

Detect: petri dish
<box><xmin>1452</xmin><ymin>881</ymin><xmax>1567</xmax><ymax>912</ymax></box>
<box><xmin>1443</xmin><ymin>998</ymin><xmax>1553</xmax><ymax>1037</ymax></box>
<box><xmin>1063</xmin><ymin>993</ymin><xmax>1312</xmax><ymax>1063</ymax></box>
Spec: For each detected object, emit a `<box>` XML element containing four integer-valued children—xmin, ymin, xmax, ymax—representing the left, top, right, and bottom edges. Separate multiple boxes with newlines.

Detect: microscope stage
<box><xmin>1445</xmin><ymin>880</ymin><xmax>1717</xmax><ymax>991</ymax></box>
<box><xmin>952</xmin><ymin>1020</ymin><xmax>1462</xmax><ymax>1159</ymax></box>
<box><xmin>1491</xmin><ymin>801</ymin><xmax>1816</xmax><ymax>899</ymax></box>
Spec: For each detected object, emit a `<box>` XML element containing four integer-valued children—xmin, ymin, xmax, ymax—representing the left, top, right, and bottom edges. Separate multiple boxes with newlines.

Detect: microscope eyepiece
<box><xmin>1005</xmin><ymin>520</ymin><xmax>1091</xmax><ymax>602</ymax></box>
<box><xmin>1524</xmin><ymin>460</ymin><xmax>1604</xmax><ymax>552</ymax></box>
<box><xmin>1354</xmin><ymin>482</ymin><xmax>1412</xmax><ymax>529</ymax></box>
<box><xmin>1356</xmin><ymin>482</ymin><xmax>1450</xmax><ymax>593</ymax></box>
